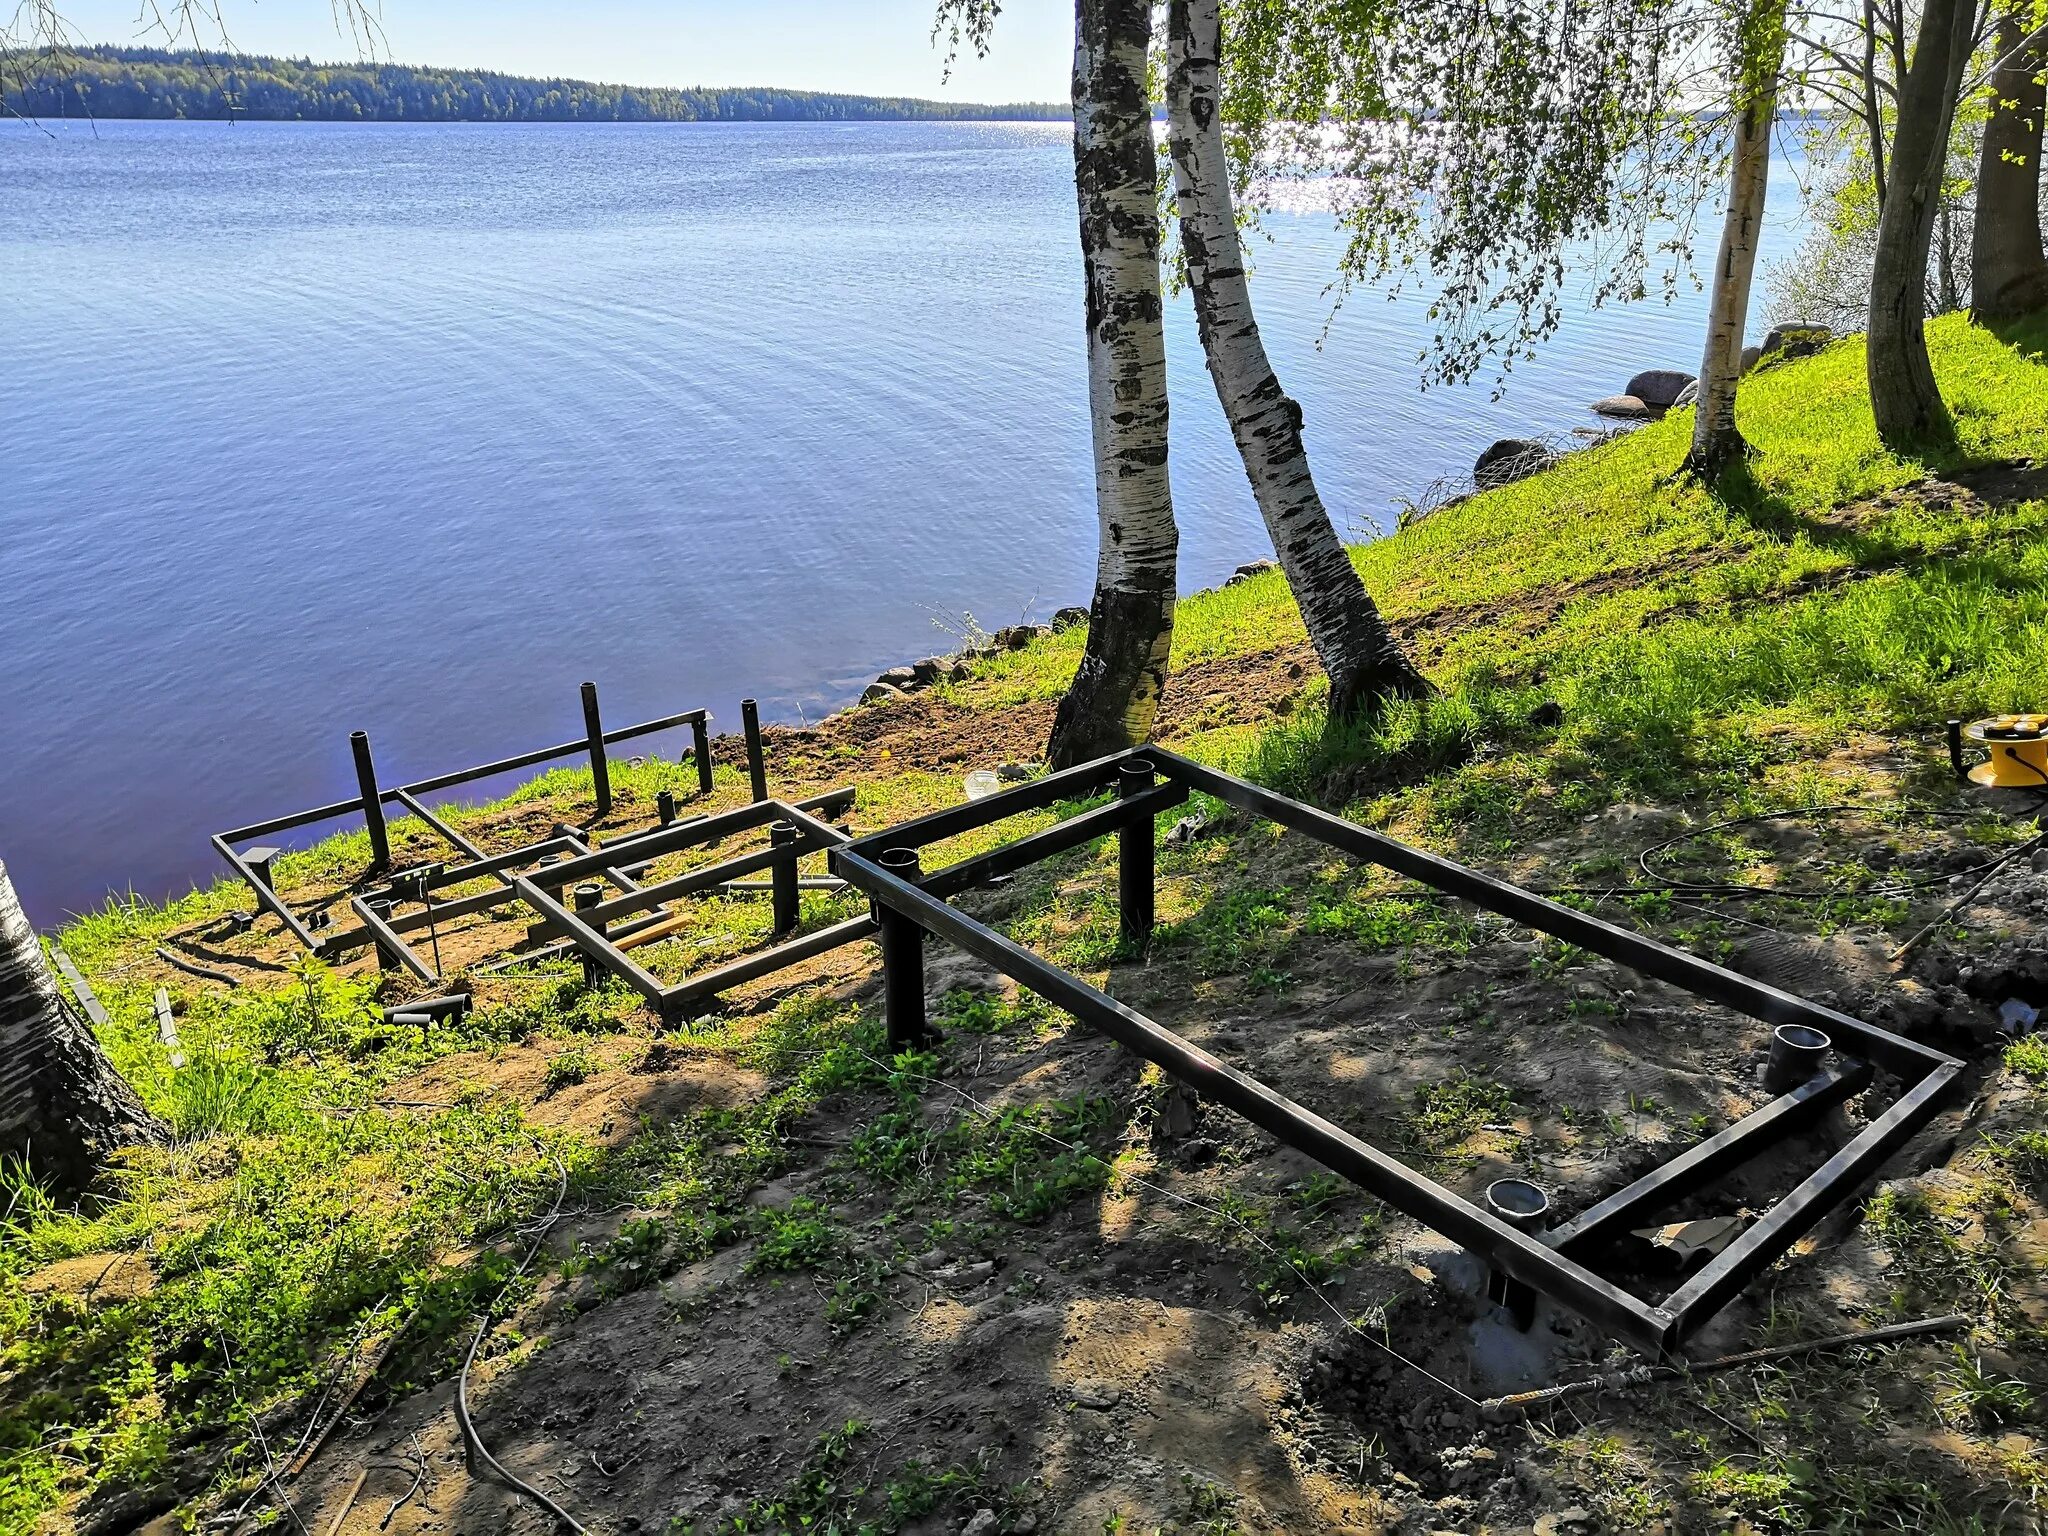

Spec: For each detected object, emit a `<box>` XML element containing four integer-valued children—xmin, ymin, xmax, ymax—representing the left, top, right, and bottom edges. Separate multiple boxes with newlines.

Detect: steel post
<box><xmin>770</xmin><ymin>820</ymin><xmax>801</xmax><ymax>937</ymax></box>
<box><xmin>742</xmin><ymin>698</ymin><xmax>768</xmax><ymax>802</ymax></box>
<box><xmin>693</xmin><ymin>715</ymin><xmax>714</xmax><ymax>797</ymax></box>
<box><xmin>351</xmin><ymin>730</ymin><xmax>390</xmax><ymax>871</ymax></box>
<box><xmin>581</xmin><ymin>682</ymin><xmax>611</xmax><ymax>815</ymax></box>
<box><xmin>1118</xmin><ymin>758</ymin><xmax>1157</xmax><ymax>954</ymax></box>
<box><xmin>573</xmin><ymin>882</ymin><xmax>605</xmax><ymax>989</ymax></box>
<box><xmin>658</xmin><ymin>789</ymin><xmax>677</xmax><ymax>826</ymax></box>
<box><xmin>876</xmin><ymin>846</ymin><xmax>926</xmax><ymax>1050</ymax></box>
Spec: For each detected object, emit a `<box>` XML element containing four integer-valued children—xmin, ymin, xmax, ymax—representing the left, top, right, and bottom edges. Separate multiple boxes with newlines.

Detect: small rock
<box><xmin>1165</xmin><ymin>814</ymin><xmax>1206</xmax><ymax>846</ymax></box>
<box><xmin>948</xmin><ymin>660</ymin><xmax>973</xmax><ymax>683</ymax></box>
<box><xmin>1625</xmin><ymin>368</ymin><xmax>1695</xmax><ymax>409</ymax></box>
<box><xmin>962</xmin><ymin>1510</ymin><xmax>1000</xmax><ymax>1536</ymax></box>
<box><xmin>1740</xmin><ymin>342</ymin><xmax>1763</xmax><ymax>373</ymax></box>
<box><xmin>994</xmin><ymin>624</ymin><xmax>1048</xmax><ymax>650</ymax></box>
<box><xmin>874</xmin><ymin>664</ymin><xmax>919</xmax><ymax>689</ymax></box>
<box><xmin>910</xmin><ymin>656</ymin><xmax>950</xmax><ymax>685</ymax></box>
<box><xmin>1672</xmin><ymin>379</ymin><xmax>1699</xmax><ymax>408</ymax></box>
<box><xmin>861</xmin><ymin>682</ymin><xmax>906</xmax><ymax>705</ymax></box>
<box><xmin>1051</xmin><ymin>606</ymin><xmax>1089</xmax><ymax>630</ymax></box>
<box><xmin>1232</xmin><ymin>558</ymin><xmax>1278</xmax><ymax>582</ymax></box>
<box><xmin>1473</xmin><ymin>438</ymin><xmax>1557</xmax><ymax>489</ymax></box>
<box><xmin>1590</xmin><ymin>394</ymin><xmax>1651</xmax><ymax>420</ymax></box>
<box><xmin>1069</xmin><ymin>1377</ymin><xmax>1122</xmax><ymax>1410</ymax></box>
<box><xmin>1529</xmin><ymin>700</ymin><xmax>1564</xmax><ymax>728</ymax></box>
<box><xmin>996</xmin><ymin>761</ymin><xmax>1034</xmax><ymax>782</ymax></box>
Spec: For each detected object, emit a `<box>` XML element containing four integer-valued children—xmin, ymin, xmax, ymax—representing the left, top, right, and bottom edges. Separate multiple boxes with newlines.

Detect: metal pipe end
<box><xmin>1485</xmin><ymin>1178</ymin><xmax>1551</xmax><ymax>1232</ymax></box>
<box><xmin>878</xmin><ymin>845</ymin><xmax>922</xmax><ymax>875</ymax></box>
<box><xmin>1766</xmin><ymin>1023</ymin><xmax>1832</xmax><ymax>1092</ymax></box>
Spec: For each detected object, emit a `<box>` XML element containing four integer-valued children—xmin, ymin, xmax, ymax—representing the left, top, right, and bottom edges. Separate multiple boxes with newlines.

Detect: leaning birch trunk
<box><xmin>1164</xmin><ymin>0</ymin><xmax>1427</xmax><ymax>717</ymax></box>
<box><xmin>1045</xmin><ymin>0</ymin><xmax>1181</xmax><ymax>770</ymax></box>
<box><xmin>1971</xmin><ymin>8</ymin><xmax>2048</xmax><ymax>324</ymax></box>
<box><xmin>0</xmin><ymin>858</ymin><xmax>163</xmax><ymax>1196</ymax></box>
<box><xmin>1684</xmin><ymin>0</ymin><xmax>1786</xmax><ymax>478</ymax></box>
<box><xmin>1868</xmin><ymin>0</ymin><xmax>1977</xmax><ymax>452</ymax></box>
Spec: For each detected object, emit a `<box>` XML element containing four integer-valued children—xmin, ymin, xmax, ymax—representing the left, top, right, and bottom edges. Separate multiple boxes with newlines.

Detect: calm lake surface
<box><xmin>1</xmin><ymin>119</ymin><xmax>1808</xmax><ymax>922</ymax></box>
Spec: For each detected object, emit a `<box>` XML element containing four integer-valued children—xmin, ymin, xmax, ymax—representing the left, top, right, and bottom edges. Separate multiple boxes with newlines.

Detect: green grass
<box><xmin>9</xmin><ymin>312</ymin><xmax>2048</xmax><ymax>1533</ymax></box>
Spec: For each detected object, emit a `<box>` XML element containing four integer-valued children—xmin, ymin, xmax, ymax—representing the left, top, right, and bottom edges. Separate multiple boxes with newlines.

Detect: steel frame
<box><xmin>210</xmin><ymin>689</ymin><xmax>873</xmax><ymax>1012</ymax></box>
<box><xmin>830</xmin><ymin>744</ymin><xmax>1964</xmax><ymax>1357</ymax></box>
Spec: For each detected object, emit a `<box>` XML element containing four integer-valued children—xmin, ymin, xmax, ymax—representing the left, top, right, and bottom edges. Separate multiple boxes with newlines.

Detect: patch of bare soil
<box><xmin>1814</xmin><ymin>458</ymin><xmax>2048</xmax><ymax>529</ymax></box>
<box><xmin>257</xmin><ymin>774</ymin><xmax>2043</xmax><ymax>1535</ymax></box>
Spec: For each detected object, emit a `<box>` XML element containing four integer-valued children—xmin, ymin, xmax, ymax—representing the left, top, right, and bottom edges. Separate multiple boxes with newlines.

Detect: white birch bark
<box><xmin>1165</xmin><ymin>0</ymin><xmax>1426</xmax><ymax>716</ymax></box>
<box><xmin>1046</xmin><ymin>0</ymin><xmax>1181</xmax><ymax>769</ymax></box>
<box><xmin>1686</xmin><ymin>0</ymin><xmax>1785</xmax><ymax>477</ymax></box>
<box><xmin>0</xmin><ymin>858</ymin><xmax>162</xmax><ymax>1195</ymax></box>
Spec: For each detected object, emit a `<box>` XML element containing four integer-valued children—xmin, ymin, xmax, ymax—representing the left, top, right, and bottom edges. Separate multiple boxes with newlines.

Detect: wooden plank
<box><xmin>50</xmin><ymin>948</ymin><xmax>109</xmax><ymax>1026</ymax></box>
<box><xmin>152</xmin><ymin>988</ymin><xmax>186</xmax><ymax>1070</ymax></box>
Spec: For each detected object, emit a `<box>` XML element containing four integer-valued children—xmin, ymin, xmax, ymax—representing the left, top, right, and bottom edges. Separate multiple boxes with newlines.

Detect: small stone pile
<box><xmin>1469</xmin><ymin>322</ymin><xmax>1837</xmax><ymax>490</ymax></box>
<box><xmin>858</xmin><ymin>607</ymin><xmax>1088</xmax><ymax>704</ymax></box>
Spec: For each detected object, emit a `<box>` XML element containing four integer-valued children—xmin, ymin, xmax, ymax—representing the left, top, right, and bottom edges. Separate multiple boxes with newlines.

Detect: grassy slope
<box><xmin>4</xmin><ymin>314</ymin><xmax>2047</xmax><ymax>1533</ymax></box>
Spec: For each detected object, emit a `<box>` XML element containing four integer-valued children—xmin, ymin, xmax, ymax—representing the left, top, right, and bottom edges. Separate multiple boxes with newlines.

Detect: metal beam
<box><xmin>348</xmin><ymin>894</ymin><xmax>437</xmax><ymax>983</ymax></box>
<box><xmin>1545</xmin><ymin>1062</ymin><xmax>1874</xmax><ymax>1258</ymax></box>
<box><xmin>844</xmin><ymin>750</ymin><xmax>1129</xmax><ymax>858</ymax></box>
<box><xmin>1660</xmin><ymin>1060</ymin><xmax>1963</xmax><ymax>1338</ymax></box>
<box><xmin>836</xmin><ymin>845</ymin><xmax>1679</xmax><ymax>1356</ymax></box>
<box><xmin>1146</xmin><ymin>747</ymin><xmax>1950</xmax><ymax>1080</ymax></box>
<box><xmin>920</xmin><ymin>781</ymin><xmax>1188</xmax><ymax>899</ymax></box>
<box><xmin>510</xmin><ymin>876</ymin><xmax>668</xmax><ymax>1010</ymax></box>
<box><xmin>659</xmin><ymin>916</ymin><xmax>876</xmax><ymax>1006</ymax></box>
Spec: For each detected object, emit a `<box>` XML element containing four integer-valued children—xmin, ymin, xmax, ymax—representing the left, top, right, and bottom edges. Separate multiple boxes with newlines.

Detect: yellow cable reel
<box><xmin>1963</xmin><ymin>714</ymin><xmax>2048</xmax><ymax>789</ymax></box>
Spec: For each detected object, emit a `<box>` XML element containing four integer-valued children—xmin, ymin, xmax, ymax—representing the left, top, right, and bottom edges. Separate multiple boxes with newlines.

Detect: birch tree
<box><xmin>1044</xmin><ymin>0</ymin><xmax>1182</xmax><ymax>768</ymax></box>
<box><xmin>1867</xmin><ymin>0</ymin><xmax>1982</xmax><ymax>450</ymax></box>
<box><xmin>1164</xmin><ymin>0</ymin><xmax>1425</xmax><ymax>715</ymax></box>
<box><xmin>1971</xmin><ymin>6</ymin><xmax>2048</xmax><ymax>322</ymax></box>
<box><xmin>0</xmin><ymin>859</ymin><xmax>163</xmax><ymax>1196</ymax></box>
<box><xmin>1686</xmin><ymin>0</ymin><xmax>1789</xmax><ymax>477</ymax></box>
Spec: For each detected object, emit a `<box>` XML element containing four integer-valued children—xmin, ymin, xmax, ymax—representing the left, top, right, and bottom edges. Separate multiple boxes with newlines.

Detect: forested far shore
<box><xmin>0</xmin><ymin>46</ymin><xmax>1068</xmax><ymax>122</ymax></box>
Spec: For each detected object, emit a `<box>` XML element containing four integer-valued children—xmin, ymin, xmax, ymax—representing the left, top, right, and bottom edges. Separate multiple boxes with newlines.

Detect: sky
<box><xmin>49</xmin><ymin>0</ymin><xmax>1075</xmax><ymax>101</ymax></box>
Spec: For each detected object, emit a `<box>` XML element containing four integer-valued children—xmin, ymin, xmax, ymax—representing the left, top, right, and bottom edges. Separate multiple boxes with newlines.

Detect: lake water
<box><xmin>0</xmin><ymin>119</ymin><xmax>1808</xmax><ymax>923</ymax></box>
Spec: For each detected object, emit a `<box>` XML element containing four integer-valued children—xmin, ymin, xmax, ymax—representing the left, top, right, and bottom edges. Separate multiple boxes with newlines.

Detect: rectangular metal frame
<box><xmin>208</xmin><ymin>691</ymin><xmax>872</xmax><ymax>1010</ymax></box>
<box><xmin>519</xmin><ymin>797</ymin><xmax>870</xmax><ymax>1018</ymax></box>
<box><xmin>213</xmin><ymin>690</ymin><xmax>717</xmax><ymax>951</ymax></box>
<box><xmin>831</xmin><ymin>744</ymin><xmax>1963</xmax><ymax>1357</ymax></box>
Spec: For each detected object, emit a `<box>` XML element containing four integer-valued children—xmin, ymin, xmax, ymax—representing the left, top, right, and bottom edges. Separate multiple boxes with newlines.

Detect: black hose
<box><xmin>156</xmin><ymin>946</ymin><xmax>239</xmax><ymax>986</ymax></box>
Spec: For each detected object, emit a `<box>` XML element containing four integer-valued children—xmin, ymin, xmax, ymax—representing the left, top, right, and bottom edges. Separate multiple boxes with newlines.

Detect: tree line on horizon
<box><xmin>0</xmin><ymin>45</ymin><xmax>1068</xmax><ymax>123</ymax></box>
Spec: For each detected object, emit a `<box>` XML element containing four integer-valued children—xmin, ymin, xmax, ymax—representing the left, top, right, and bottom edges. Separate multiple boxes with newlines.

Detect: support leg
<box><xmin>1118</xmin><ymin>758</ymin><xmax>1157</xmax><ymax>955</ymax></box>
<box><xmin>742</xmin><ymin>698</ymin><xmax>768</xmax><ymax>803</ymax></box>
<box><xmin>770</xmin><ymin>820</ymin><xmax>801</xmax><ymax>938</ymax></box>
<box><xmin>351</xmin><ymin>730</ymin><xmax>390</xmax><ymax>872</ymax></box>
<box><xmin>582</xmin><ymin>681</ymin><xmax>611</xmax><ymax>816</ymax></box>
<box><xmin>876</xmin><ymin>847</ymin><xmax>926</xmax><ymax>1050</ymax></box>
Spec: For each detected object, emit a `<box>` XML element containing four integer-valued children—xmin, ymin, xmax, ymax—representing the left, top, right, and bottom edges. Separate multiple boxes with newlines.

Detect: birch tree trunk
<box><xmin>1164</xmin><ymin>0</ymin><xmax>1427</xmax><ymax>716</ymax></box>
<box><xmin>1971</xmin><ymin>8</ymin><xmax>2048</xmax><ymax>324</ymax></box>
<box><xmin>1684</xmin><ymin>0</ymin><xmax>1786</xmax><ymax>478</ymax></box>
<box><xmin>1046</xmin><ymin>0</ymin><xmax>1180</xmax><ymax>770</ymax></box>
<box><xmin>1868</xmin><ymin>0</ymin><xmax>1978</xmax><ymax>452</ymax></box>
<box><xmin>0</xmin><ymin>858</ymin><xmax>163</xmax><ymax>1196</ymax></box>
